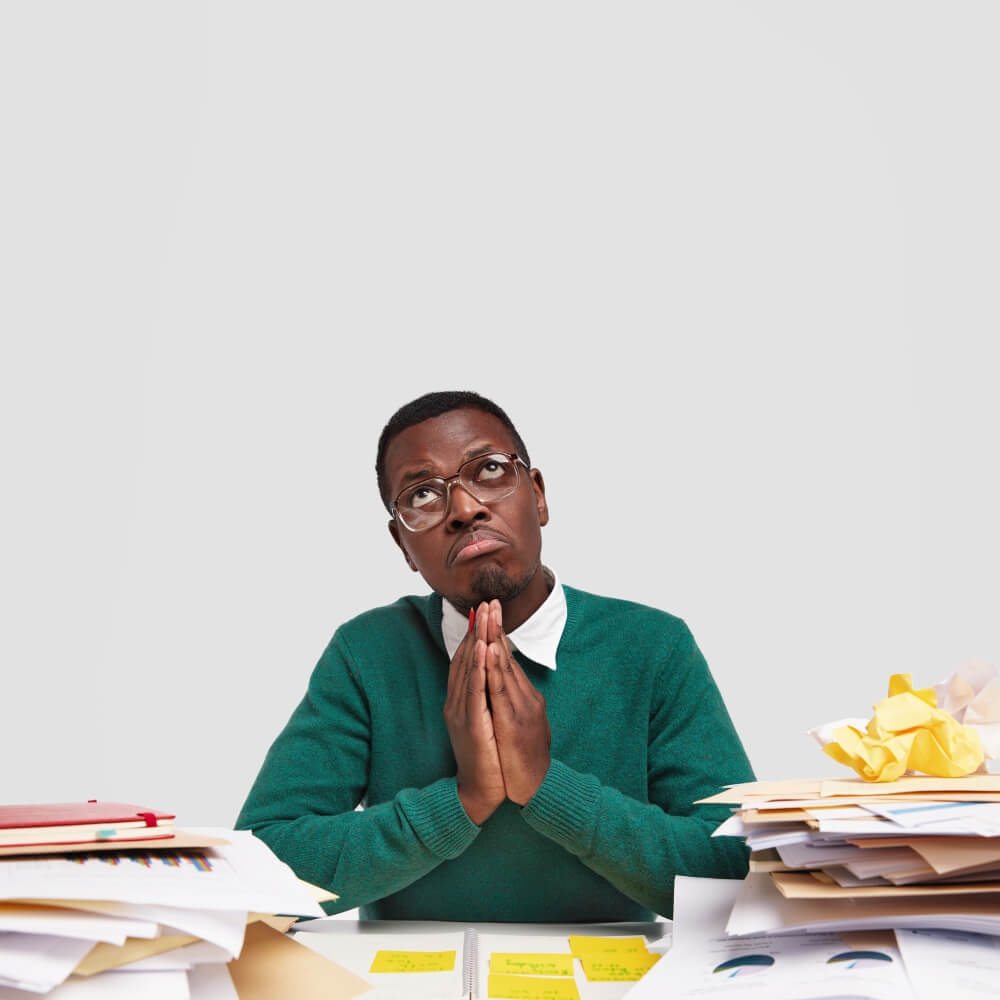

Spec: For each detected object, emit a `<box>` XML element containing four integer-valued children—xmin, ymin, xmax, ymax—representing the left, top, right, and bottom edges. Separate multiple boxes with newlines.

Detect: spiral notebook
<box><xmin>293</xmin><ymin>926</ymin><xmax>657</xmax><ymax>999</ymax></box>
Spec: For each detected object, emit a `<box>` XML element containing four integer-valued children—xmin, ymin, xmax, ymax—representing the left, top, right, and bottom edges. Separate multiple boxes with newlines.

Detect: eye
<box><xmin>476</xmin><ymin>455</ymin><xmax>510</xmax><ymax>483</ymax></box>
<box><xmin>407</xmin><ymin>484</ymin><xmax>445</xmax><ymax>509</ymax></box>
<box><xmin>474</xmin><ymin>457</ymin><xmax>508</xmax><ymax>482</ymax></box>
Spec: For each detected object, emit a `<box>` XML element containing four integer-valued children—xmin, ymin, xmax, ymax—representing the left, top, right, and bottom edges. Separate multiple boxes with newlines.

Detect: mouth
<box><xmin>450</xmin><ymin>529</ymin><xmax>509</xmax><ymax>565</ymax></box>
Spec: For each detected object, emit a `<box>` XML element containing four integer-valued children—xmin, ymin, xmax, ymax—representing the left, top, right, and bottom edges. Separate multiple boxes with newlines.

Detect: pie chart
<box><xmin>712</xmin><ymin>954</ymin><xmax>775</xmax><ymax>977</ymax></box>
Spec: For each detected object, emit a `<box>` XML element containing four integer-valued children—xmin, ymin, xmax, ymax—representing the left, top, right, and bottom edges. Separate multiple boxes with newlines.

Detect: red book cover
<box><xmin>0</xmin><ymin>802</ymin><xmax>175</xmax><ymax>830</ymax></box>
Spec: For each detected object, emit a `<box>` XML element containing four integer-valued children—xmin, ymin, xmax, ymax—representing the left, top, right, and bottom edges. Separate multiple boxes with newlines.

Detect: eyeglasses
<box><xmin>391</xmin><ymin>452</ymin><xmax>527</xmax><ymax>532</ymax></box>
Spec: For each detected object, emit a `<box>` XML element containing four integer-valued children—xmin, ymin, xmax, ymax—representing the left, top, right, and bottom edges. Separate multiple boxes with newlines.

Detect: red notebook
<box><xmin>0</xmin><ymin>801</ymin><xmax>176</xmax><ymax>848</ymax></box>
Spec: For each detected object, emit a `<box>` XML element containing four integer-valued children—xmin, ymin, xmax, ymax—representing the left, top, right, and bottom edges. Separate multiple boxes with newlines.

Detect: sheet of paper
<box><xmin>0</xmin><ymin>905</ymin><xmax>158</xmax><ymax>945</ymax></box>
<box><xmin>294</xmin><ymin>930</ymin><xmax>462</xmax><ymax>1000</ymax></box>
<box><xmin>625</xmin><ymin>876</ymin><xmax>914</xmax><ymax>1000</ymax></box>
<box><xmin>864</xmin><ymin>800</ymin><xmax>1000</xmax><ymax>836</ymax></box>
<box><xmin>189</xmin><ymin>962</ymin><xmax>240</xmax><ymax>1000</ymax></box>
<box><xmin>772</xmin><ymin>870</ymin><xmax>1000</xmax><ymax>900</ymax></box>
<box><xmin>227</xmin><ymin>922</ymin><xmax>372</xmax><ymax>1000</ymax></box>
<box><xmin>490</xmin><ymin>954</ymin><xmax>574</xmax><ymax>977</ymax></box>
<box><xmin>895</xmin><ymin>927</ymin><xmax>1000</xmax><ymax>999</ymax></box>
<box><xmin>103</xmin><ymin>939</ymin><xmax>231</xmax><ymax>972</ymax></box>
<box><xmin>74</xmin><ymin>934</ymin><xmax>199</xmax><ymax>976</ymax></box>
<box><xmin>0</xmin><ymin>831</ymin><xmax>324</xmax><ymax>917</ymax></box>
<box><xmin>0</xmin><ymin>969</ymin><xmax>190</xmax><ymax>999</ymax></box>
<box><xmin>0</xmin><ymin>933</ymin><xmax>96</xmax><ymax>993</ymax></box>
<box><xmin>488</xmin><ymin>973</ymin><xmax>580</xmax><ymax>1000</ymax></box>
<box><xmin>906</xmin><ymin>835</ymin><xmax>1000</xmax><ymax>873</ymax></box>
<box><xmin>820</xmin><ymin>775</ymin><xmax>1000</xmax><ymax>797</ymax></box>
<box><xmin>727</xmin><ymin>871</ymin><xmax>1000</xmax><ymax>937</ymax></box>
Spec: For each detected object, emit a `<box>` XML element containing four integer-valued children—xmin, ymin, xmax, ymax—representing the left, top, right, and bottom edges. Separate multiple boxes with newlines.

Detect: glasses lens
<box><xmin>395</xmin><ymin>454</ymin><xmax>520</xmax><ymax>532</ymax></box>
<box><xmin>459</xmin><ymin>454</ymin><xmax>519</xmax><ymax>502</ymax></box>
<box><xmin>397</xmin><ymin>481</ymin><xmax>448</xmax><ymax>531</ymax></box>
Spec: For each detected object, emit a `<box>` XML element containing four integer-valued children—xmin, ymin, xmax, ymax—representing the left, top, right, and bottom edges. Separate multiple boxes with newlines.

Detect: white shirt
<box><xmin>440</xmin><ymin>567</ymin><xmax>567</xmax><ymax>670</ymax></box>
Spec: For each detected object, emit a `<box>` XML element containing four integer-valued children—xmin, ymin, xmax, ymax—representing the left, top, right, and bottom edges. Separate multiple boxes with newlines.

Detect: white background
<box><xmin>2</xmin><ymin>3</ymin><xmax>998</xmax><ymax>830</ymax></box>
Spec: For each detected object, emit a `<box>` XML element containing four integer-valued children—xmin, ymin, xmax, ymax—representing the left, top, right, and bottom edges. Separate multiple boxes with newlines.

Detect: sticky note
<box><xmin>490</xmin><ymin>953</ymin><xmax>575</xmax><ymax>977</ymax></box>
<box><xmin>568</xmin><ymin>935</ymin><xmax>650</xmax><ymax>957</ymax></box>
<box><xmin>488</xmin><ymin>973</ymin><xmax>581</xmax><ymax>1000</ymax></box>
<box><xmin>369</xmin><ymin>949</ymin><xmax>456</xmax><ymax>973</ymax></box>
<box><xmin>580</xmin><ymin>953</ymin><xmax>660</xmax><ymax>981</ymax></box>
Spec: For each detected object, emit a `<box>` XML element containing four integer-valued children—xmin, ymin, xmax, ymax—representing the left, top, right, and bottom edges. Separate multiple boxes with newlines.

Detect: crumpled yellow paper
<box><xmin>821</xmin><ymin>673</ymin><xmax>984</xmax><ymax>782</ymax></box>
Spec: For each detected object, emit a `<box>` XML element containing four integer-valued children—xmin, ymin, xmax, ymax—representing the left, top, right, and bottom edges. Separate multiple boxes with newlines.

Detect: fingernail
<box><xmin>468</xmin><ymin>609</ymin><xmax>475</xmax><ymax>634</ymax></box>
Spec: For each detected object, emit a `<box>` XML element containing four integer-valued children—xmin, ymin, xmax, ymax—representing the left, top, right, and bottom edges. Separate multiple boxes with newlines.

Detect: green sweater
<box><xmin>235</xmin><ymin>585</ymin><xmax>753</xmax><ymax>920</ymax></box>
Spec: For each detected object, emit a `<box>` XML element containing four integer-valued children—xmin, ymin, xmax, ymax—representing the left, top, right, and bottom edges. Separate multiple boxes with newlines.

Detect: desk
<box><xmin>292</xmin><ymin>919</ymin><xmax>671</xmax><ymax>1000</ymax></box>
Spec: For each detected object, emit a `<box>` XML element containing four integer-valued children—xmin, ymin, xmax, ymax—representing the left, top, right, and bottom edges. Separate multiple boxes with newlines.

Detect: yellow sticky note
<box><xmin>369</xmin><ymin>950</ymin><xmax>456</xmax><ymax>973</ymax></box>
<box><xmin>568</xmin><ymin>936</ymin><xmax>650</xmax><ymax>957</ymax></box>
<box><xmin>490</xmin><ymin>954</ymin><xmax>575</xmax><ymax>977</ymax></box>
<box><xmin>488</xmin><ymin>973</ymin><xmax>580</xmax><ymax>1000</ymax></box>
<box><xmin>580</xmin><ymin>953</ymin><xmax>660</xmax><ymax>981</ymax></box>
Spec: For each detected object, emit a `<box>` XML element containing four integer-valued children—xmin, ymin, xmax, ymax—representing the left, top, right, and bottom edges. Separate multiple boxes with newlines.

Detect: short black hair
<box><xmin>376</xmin><ymin>390</ymin><xmax>531</xmax><ymax>511</ymax></box>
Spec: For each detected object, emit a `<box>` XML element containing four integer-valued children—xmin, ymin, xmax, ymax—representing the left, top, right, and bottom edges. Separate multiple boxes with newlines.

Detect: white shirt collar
<box><xmin>440</xmin><ymin>567</ymin><xmax>567</xmax><ymax>670</ymax></box>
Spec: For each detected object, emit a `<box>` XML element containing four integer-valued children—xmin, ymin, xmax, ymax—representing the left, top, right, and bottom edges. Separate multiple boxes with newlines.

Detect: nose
<box><xmin>445</xmin><ymin>479</ymin><xmax>490</xmax><ymax>529</ymax></box>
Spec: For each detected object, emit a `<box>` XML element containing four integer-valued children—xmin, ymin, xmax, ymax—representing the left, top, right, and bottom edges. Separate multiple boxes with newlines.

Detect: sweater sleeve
<box><xmin>234</xmin><ymin>631</ymin><xmax>480</xmax><ymax>913</ymax></box>
<box><xmin>520</xmin><ymin>624</ymin><xmax>753</xmax><ymax>917</ymax></box>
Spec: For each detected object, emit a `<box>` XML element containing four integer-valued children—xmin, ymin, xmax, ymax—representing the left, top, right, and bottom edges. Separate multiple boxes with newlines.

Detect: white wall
<box><xmin>2</xmin><ymin>2</ymin><xmax>998</xmax><ymax>827</ymax></box>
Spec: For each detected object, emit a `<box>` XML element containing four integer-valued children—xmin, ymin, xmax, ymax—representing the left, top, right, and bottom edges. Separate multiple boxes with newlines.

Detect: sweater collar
<box><xmin>440</xmin><ymin>567</ymin><xmax>566</xmax><ymax>670</ymax></box>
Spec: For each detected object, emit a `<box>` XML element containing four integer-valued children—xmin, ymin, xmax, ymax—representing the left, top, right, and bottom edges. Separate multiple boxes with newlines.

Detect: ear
<box><xmin>529</xmin><ymin>468</ymin><xmax>549</xmax><ymax>527</ymax></box>
<box><xmin>388</xmin><ymin>519</ymin><xmax>419</xmax><ymax>572</ymax></box>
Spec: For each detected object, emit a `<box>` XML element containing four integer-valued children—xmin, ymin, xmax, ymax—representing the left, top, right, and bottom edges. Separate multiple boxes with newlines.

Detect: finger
<box><xmin>467</xmin><ymin>638</ymin><xmax>489</xmax><ymax>710</ymax></box>
<box><xmin>487</xmin><ymin>641</ymin><xmax>522</xmax><ymax>724</ymax></box>
<box><xmin>499</xmin><ymin>643</ymin><xmax>547</xmax><ymax>719</ymax></box>
<box><xmin>475</xmin><ymin>601</ymin><xmax>490</xmax><ymax>644</ymax></box>
<box><xmin>445</xmin><ymin>630</ymin><xmax>474</xmax><ymax>706</ymax></box>
<box><xmin>486</xmin><ymin>600</ymin><xmax>503</xmax><ymax>645</ymax></box>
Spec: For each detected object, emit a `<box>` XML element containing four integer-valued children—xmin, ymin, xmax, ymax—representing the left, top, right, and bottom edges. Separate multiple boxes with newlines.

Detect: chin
<box><xmin>467</xmin><ymin>565</ymin><xmax>530</xmax><ymax>605</ymax></box>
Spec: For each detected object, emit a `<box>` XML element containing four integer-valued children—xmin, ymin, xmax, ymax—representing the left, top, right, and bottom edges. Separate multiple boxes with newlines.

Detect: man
<box><xmin>236</xmin><ymin>391</ymin><xmax>753</xmax><ymax>920</ymax></box>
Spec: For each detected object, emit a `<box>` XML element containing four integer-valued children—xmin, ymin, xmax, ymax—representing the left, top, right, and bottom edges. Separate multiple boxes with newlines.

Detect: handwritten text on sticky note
<box><xmin>568</xmin><ymin>936</ymin><xmax>650</xmax><ymax>957</ymax></box>
<box><xmin>369</xmin><ymin>950</ymin><xmax>456</xmax><ymax>973</ymax></box>
<box><xmin>490</xmin><ymin>954</ymin><xmax>575</xmax><ymax>977</ymax></box>
<box><xmin>488</xmin><ymin>973</ymin><xmax>580</xmax><ymax>1000</ymax></box>
<box><xmin>580</xmin><ymin>953</ymin><xmax>660</xmax><ymax>981</ymax></box>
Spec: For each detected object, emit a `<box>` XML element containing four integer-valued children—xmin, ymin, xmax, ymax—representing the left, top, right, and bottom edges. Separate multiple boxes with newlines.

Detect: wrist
<box><xmin>457</xmin><ymin>787</ymin><xmax>502</xmax><ymax>826</ymax></box>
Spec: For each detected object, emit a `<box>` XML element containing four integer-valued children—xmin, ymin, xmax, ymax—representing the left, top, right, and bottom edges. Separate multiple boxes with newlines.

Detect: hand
<box><xmin>483</xmin><ymin>600</ymin><xmax>552</xmax><ymax>805</ymax></box>
<box><xmin>443</xmin><ymin>603</ymin><xmax>506</xmax><ymax>825</ymax></box>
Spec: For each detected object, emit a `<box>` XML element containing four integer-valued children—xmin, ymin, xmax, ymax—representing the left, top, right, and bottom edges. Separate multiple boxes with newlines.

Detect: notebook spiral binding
<box><xmin>462</xmin><ymin>927</ymin><xmax>479</xmax><ymax>999</ymax></box>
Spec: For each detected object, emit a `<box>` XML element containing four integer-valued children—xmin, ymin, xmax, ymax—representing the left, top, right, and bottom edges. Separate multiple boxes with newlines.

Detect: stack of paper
<box><xmin>702</xmin><ymin>775</ymin><xmax>1000</xmax><ymax>937</ymax></box>
<box><xmin>0</xmin><ymin>820</ymin><xmax>364</xmax><ymax>999</ymax></box>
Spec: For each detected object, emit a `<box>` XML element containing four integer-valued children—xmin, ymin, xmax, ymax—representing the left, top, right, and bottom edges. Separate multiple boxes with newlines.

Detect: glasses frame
<box><xmin>391</xmin><ymin>452</ymin><xmax>528</xmax><ymax>533</ymax></box>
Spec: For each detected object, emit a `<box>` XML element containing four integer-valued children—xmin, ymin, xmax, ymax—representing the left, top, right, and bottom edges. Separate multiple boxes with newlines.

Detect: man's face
<box><xmin>385</xmin><ymin>408</ymin><xmax>549</xmax><ymax>613</ymax></box>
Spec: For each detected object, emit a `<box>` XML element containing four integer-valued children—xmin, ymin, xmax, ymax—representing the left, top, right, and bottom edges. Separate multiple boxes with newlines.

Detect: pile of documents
<box><xmin>0</xmin><ymin>801</ymin><xmax>365</xmax><ymax>999</ymax></box>
<box><xmin>704</xmin><ymin>774</ymin><xmax>1000</xmax><ymax>936</ymax></box>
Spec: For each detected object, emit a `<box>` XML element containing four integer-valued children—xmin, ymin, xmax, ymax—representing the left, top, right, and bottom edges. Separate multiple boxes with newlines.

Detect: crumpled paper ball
<box><xmin>933</xmin><ymin>660</ymin><xmax>1000</xmax><ymax>759</ymax></box>
<box><xmin>810</xmin><ymin>673</ymin><xmax>984</xmax><ymax>782</ymax></box>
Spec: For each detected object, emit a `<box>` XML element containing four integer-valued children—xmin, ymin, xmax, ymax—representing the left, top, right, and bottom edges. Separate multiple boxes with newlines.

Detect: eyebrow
<box><xmin>396</xmin><ymin>444</ymin><xmax>499</xmax><ymax>488</ymax></box>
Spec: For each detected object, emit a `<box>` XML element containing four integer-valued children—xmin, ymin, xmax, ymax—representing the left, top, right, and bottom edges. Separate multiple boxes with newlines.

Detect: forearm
<box><xmin>235</xmin><ymin>627</ymin><xmax>483</xmax><ymax>913</ymax></box>
<box><xmin>520</xmin><ymin>758</ymin><xmax>748</xmax><ymax>916</ymax></box>
<box><xmin>237</xmin><ymin>776</ymin><xmax>479</xmax><ymax>913</ymax></box>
